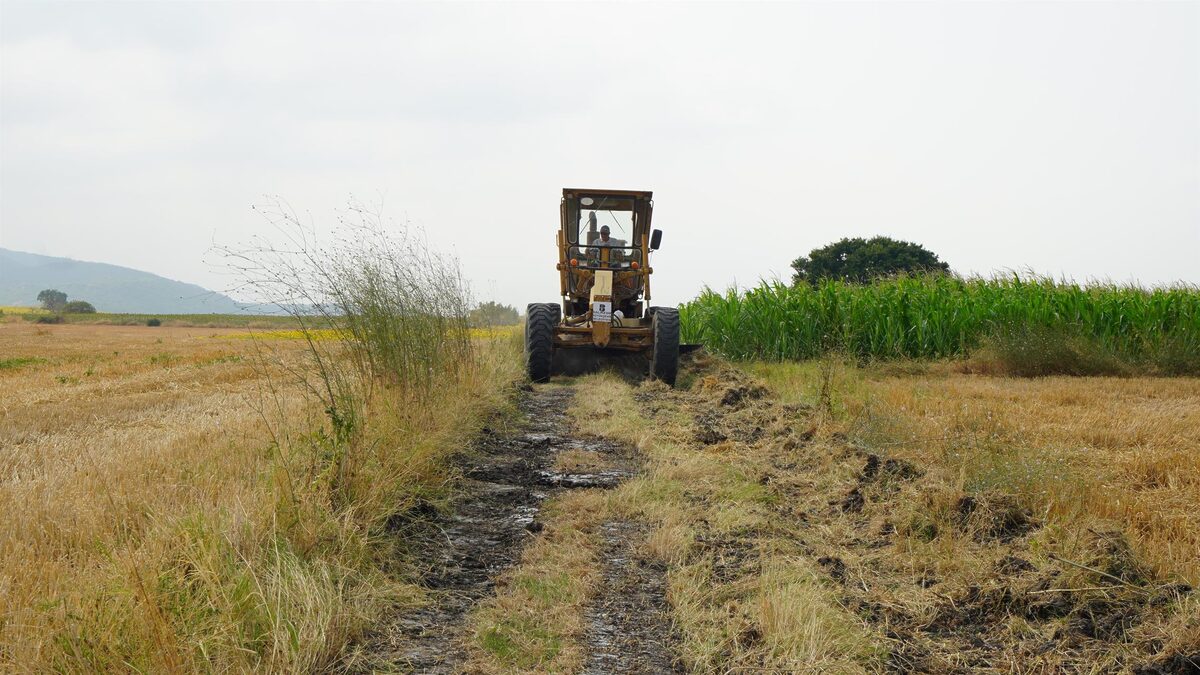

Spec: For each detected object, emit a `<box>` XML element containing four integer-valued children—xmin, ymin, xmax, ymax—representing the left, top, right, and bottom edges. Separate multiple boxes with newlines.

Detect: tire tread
<box><xmin>650</xmin><ymin>306</ymin><xmax>680</xmax><ymax>386</ymax></box>
<box><xmin>525</xmin><ymin>303</ymin><xmax>558</xmax><ymax>383</ymax></box>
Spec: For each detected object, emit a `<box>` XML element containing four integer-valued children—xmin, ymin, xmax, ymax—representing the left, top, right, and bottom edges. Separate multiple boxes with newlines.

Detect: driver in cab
<box><xmin>588</xmin><ymin>224</ymin><xmax>625</xmax><ymax>264</ymax></box>
<box><xmin>596</xmin><ymin>225</ymin><xmax>615</xmax><ymax>246</ymax></box>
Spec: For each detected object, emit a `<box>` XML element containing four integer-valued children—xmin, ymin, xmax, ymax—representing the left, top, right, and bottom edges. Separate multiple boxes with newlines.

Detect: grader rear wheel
<box><xmin>650</xmin><ymin>307</ymin><xmax>680</xmax><ymax>386</ymax></box>
<box><xmin>525</xmin><ymin>303</ymin><xmax>560</xmax><ymax>383</ymax></box>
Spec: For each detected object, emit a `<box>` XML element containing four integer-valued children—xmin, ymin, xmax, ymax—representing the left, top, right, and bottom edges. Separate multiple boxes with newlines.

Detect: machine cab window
<box><xmin>565</xmin><ymin>193</ymin><xmax>643</xmax><ymax>267</ymax></box>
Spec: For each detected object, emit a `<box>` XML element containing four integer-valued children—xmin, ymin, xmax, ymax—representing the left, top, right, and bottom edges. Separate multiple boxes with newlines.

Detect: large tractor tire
<box><xmin>525</xmin><ymin>303</ymin><xmax>560</xmax><ymax>383</ymax></box>
<box><xmin>650</xmin><ymin>306</ymin><xmax>680</xmax><ymax>386</ymax></box>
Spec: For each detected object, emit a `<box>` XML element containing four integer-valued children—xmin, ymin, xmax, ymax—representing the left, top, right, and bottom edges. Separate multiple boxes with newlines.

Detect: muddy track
<box><xmin>350</xmin><ymin>385</ymin><xmax>676</xmax><ymax>673</ymax></box>
<box><xmin>582</xmin><ymin>521</ymin><xmax>681</xmax><ymax>674</ymax></box>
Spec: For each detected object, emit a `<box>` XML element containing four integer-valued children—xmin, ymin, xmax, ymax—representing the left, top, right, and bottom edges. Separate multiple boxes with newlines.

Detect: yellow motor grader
<box><xmin>525</xmin><ymin>188</ymin><xmax>680</xmax><ymax>385</ymax></box>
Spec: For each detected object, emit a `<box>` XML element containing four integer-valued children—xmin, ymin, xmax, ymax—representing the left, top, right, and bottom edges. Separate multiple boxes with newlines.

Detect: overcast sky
<box><xmin>2</xmin><ymin>1</ymin><xmax>1197</xmax><ymax>310</ymax></box>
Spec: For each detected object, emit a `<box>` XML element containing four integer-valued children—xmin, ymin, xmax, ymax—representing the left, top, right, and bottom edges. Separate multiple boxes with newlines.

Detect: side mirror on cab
<box><xmin>650</xmin><ymin>229</ymin><xmax>663</xmax><ymax>251</ymax></box>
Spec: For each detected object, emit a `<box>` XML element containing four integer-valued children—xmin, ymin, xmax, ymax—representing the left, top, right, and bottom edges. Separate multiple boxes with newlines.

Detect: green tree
<box><xmin>37</xmin><ymin>289</ymin><xmax>67</xmax><ymax>311</ymax></box>
<box><xmin>469</xmin><ymin>301</ymin><xmax>519</xmax><ymax>327</ymax></box>
<box><xmin>791</xmin><ymin>236</ymin><xmax>950</xmax><ymax>285</ymax></box>
<box><xmin>62</xmin><ymin>300</ymin><xmax>96</xmax><ymax>314</ymax></box>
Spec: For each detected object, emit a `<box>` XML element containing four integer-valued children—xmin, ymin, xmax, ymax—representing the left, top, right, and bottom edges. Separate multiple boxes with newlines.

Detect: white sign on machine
<box><xmin>592</xmin><ymin>301</ymin><xmax>612</xmax><ymax>323</ymax></box>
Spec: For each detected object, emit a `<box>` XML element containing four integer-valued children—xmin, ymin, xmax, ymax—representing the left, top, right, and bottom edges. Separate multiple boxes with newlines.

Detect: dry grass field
<box><xmin>1</xmin><ymin>322</ymin><xmax>310</xmax><ymax>669</ymax></box>
<box><xmin>0</xmin><ymin>321</ymin><xmax>520</xmax><ymax>672</ymax></box>
<box><xmin>748</xmin><ymin>359</ymin><xmax>1200</xmax><ymax>668</ymax></box>
<box><xmin>1</xmin><ymin>306</ymin><xmax>299</xmax><ymax>328</ymax></box>
<box><xmin>750</xmin><ymin>361</ymin><xmax>1200</xmax><ymax>585</ymax></box>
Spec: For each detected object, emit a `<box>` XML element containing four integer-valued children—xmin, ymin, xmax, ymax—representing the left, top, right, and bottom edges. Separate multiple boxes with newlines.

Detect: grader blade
<box><xmin>551</xmin><ymin>348</ymin><xmax>651</xmax><ymax>379</ymax></box>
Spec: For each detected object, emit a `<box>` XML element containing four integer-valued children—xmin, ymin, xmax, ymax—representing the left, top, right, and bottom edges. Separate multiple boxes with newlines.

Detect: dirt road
<box><xmin>351</xmin><ymin>385</ymin><xmax>679</xmax><ymax>673</ymax></box>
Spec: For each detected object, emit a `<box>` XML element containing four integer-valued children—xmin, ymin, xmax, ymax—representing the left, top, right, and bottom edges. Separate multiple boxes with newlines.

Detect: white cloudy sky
<box><xmin>2</xmin><ymin>1</ymin><xmax>1197</xmax><ymax>309</ymax></box>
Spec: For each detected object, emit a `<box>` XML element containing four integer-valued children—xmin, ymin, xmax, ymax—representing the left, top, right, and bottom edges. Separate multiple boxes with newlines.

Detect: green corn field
<box><xmin>679</xmin><ymin>275</ymin><xmax>1200</xmax><ymax>366</ymax></box>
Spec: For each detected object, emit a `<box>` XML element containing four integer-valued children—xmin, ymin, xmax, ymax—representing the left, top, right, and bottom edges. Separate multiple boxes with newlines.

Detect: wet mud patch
<box><xmin>719</xmin><ymin>382</ymin><xmax>767</xmax><ymax>408</ymax></box>
<box><xmin>693</xmin><ymin>409</ymin><xmax>727</xmax><ymax>445</ymax></box>
<box><xmin>861</xmin><ymin>453</ymin><xmax>923</xmax><ymax>483</ymax></box>
<box><xmin>836</xmin><ymin>453</ymin><xmax>925</xmax><ymax>515</ymax></box>
<box><xmin>582</xmin><ymin>521</ymin><xmax>682</xmax><ymax>674</ymax></box>
<box><xmin>348</xmin><ymin>386</ymin><xmax>636</xmax><ymax>673</ymax></box>
<box><xmin>695</xmin><ymin>530</ymin><xmax>759</xmax><ymax>584</ymax></box>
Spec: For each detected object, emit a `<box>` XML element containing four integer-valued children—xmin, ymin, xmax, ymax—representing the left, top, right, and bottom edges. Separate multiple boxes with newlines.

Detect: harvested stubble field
<box><xmin>0</xmin><ymin>321</ymin><xmax>520</xmax><ymax>671</ymax></box>
<box><xmin>1</xmin><ymin>323</ymin><xmax>309</xmax><ymax>669</ymax></box>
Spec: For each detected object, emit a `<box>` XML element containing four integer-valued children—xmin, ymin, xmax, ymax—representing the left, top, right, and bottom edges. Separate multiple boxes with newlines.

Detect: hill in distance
<box><xmin>0</xmin><ymin>248</ymin><xmax>246</xmax><ymax>314</ymax></box>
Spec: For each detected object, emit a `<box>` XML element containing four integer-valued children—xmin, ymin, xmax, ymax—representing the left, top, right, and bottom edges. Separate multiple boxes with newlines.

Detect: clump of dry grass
<box><xmin>963</xmin><ymin>324</ymin><xmax>1132</xmax><ymax>376</ymax></box>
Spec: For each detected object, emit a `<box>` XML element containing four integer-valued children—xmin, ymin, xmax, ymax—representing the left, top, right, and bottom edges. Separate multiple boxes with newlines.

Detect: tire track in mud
<box><xmin>582</xmin><ymin>521</ymin><xmax>681</xmax><ymax>674</ymax></box>
<box><xmin>351</xmin><ymin>385</ymin><xmax>677</xmax><ymax>673</ymax></box>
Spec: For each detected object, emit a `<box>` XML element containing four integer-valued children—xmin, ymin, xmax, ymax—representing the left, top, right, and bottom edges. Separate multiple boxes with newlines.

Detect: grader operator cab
<box><xmin>525</xmin><ymin>188</ymin><xmax>681</xmax><ymax>385</ymax></box>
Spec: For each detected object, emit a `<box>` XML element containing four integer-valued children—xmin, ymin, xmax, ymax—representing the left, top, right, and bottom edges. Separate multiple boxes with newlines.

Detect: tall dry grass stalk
<box><xmin>221</xmin><ymin>199</ymin><xmax>474</xmax><ymax>440</ymax></box>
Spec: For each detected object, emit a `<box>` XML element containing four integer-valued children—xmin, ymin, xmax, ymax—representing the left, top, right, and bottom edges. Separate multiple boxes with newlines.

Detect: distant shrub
<box><xmin>34</xmin><ymin>315</ymin><xmax>64</xmax><ymax>325</ymax></box>
<box><xmin>469</xmin><ymin>300</ymin><xmax>520</xmax><ymax>327</ymax></box>
<box><xmin>37</xmin><ymin>289</ymin><xmax>67</xmax><ymax>311</ymax></box>
<box><xmin>791</xmin><ymin>236</ymin><xmax>949</xmax><ymax>285</ymax></box>
<box><xmin>146</xmin><ymin>318</ymin><xmax>162</xmax><ymax>327</ymax></box>
<box><xmin>62</xmin><ymin>301</ymin><xmax>96</xmax><ymax>314</ymax></box>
